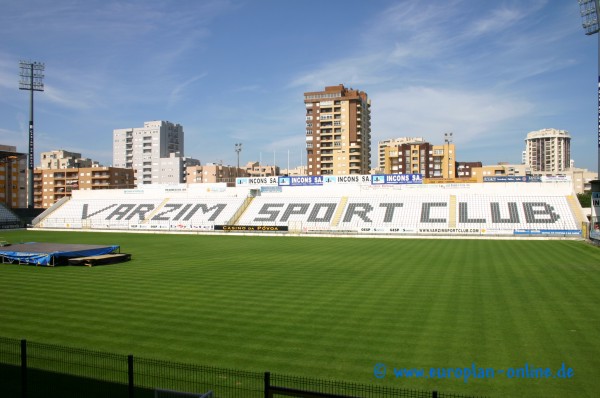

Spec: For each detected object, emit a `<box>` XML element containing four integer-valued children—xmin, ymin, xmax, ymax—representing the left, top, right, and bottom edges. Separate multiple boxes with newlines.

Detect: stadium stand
<box><xmin>33</xmin><ymin>179</ymin><xmax>586</xmax><ymax>237</ymax></box>
<box><xmin>38</xmin><ymin>194</ymin><xmax>247</xmax><ymax>231</ymax></box>
<box><xmin>0</xmin><ymin>203</ymin><xmax>21</xmax><ymax>229</ymax></box>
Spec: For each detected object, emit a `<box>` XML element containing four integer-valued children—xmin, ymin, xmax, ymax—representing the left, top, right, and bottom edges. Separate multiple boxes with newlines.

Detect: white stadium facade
<box><xmin>32</xmin><ymin>174</ymin><xmax>587</xmax><ymax>238</ymax></box>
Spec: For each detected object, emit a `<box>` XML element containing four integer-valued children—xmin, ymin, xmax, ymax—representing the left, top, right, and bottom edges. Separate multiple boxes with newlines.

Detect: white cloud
<box><xmin>468</xmin><ymin>5</ymin><xmax>527</xmax><ymax>37</ymax></box>
<box><xmin>0</xmin><ymin>127</ymin><xmax>27</xmax><ymax>149</ymax></box>
<box><xmin>42</xmin><ymin>84</ymin><xmax>96</xmax><ymax>110</ymax></box>
<box><xmin>371</xmin><ymin>86</ymin><xmax>534</xmax><ymax>145</ymax></box>
<box><xmin>168</xmin><ymin>73</ymin><xmax>208</xmax><ymax>107</ymax></box>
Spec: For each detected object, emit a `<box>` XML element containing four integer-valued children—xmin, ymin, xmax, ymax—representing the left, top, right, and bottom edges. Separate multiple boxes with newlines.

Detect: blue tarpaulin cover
<box><xmin>0</xmin><ymin>242</ymin><xmax>120</xmax><ymax>266</ymax></box>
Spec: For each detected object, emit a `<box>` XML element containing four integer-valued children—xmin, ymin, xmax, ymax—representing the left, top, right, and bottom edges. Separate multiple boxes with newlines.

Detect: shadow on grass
<box><xmin>0</xmin><ymin>363</ymin><xmax>156</xmax><ymax>398</ymax></box>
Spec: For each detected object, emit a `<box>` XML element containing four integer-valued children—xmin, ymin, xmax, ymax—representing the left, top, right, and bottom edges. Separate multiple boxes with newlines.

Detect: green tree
<box><xmin>578</xmin><ymin>192</ymin><xmax>591</xmax><ymax>208</ymax></box>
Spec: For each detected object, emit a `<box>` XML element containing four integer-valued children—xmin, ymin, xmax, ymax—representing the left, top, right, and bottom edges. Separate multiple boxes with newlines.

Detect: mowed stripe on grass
<box><xmin>0</xmin><ymin>231</ymin><xmax>599</xmax><ymax>397</ymax></box>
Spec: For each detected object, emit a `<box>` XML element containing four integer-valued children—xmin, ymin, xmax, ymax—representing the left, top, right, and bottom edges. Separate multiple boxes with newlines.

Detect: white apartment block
<box><xmin>156</xmin><ymin>153</ymin><xmax>200</xmax><ymax>185</ymax></box>
<box><xmin>113</xmin><ymin>120</ymin><xmax>185</xmax><ymax>185</ymax></box>
<box><xmin>524</xmin><ymin>128</ymin><xmax>571</xmax><ymax>173</ymax></box>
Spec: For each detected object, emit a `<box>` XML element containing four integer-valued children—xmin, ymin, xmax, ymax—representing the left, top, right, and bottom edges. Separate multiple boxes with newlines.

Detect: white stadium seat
<box><xmin>35</xmin><ymin>181</ymin><xmax>584</xmax><ymax>237</ymax></box>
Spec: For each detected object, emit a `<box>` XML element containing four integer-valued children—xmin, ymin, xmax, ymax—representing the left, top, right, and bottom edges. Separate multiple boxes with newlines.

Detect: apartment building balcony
<box><xmin>53</xmin><ymin>185</ymin><xmax>67</xmax><ymax>193</ymax></box>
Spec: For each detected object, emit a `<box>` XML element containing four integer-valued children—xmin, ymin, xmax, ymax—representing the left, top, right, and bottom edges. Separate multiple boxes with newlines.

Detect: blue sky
<box><xmin>0</xmin><ymin>0</ymin><xmax>598</xmax><ymax>171</ymax></box>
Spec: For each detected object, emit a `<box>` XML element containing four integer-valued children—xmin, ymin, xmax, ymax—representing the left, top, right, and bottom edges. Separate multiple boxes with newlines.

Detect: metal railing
<box><xmin>0</xmin><ymin>337</ymin><xmax>487</xmax><ymax>398</ymax></box>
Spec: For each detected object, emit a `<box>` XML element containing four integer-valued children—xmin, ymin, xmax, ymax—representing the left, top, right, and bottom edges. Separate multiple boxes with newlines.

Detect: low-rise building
<box><xmin>40</xmin><ymin>150</ymin><xmax>99</xmax><ymax>169</ymax></box>
<box><xmin>471</xmin><ymin>163</ymin><xmax>532</xmax><ymax>182</ymax></box>
<box><xmin>280</xmin><ymin>165</ymin><xmax>308</xmax><ymax>176</ymax></box>
<box><xmin>34</xmin><ymin>166</ymin><xmax>134</xmax><ymax>208</ymax></box>
<box><xmin>245</xmin><ymin>161</ymin><xmax>279</xmax><ymax>177</ymax></box>
<box><xmin>378</xmin><ymin>137</ymin><xmax>425</xmax><ymax>170</ymax></box>
<box><xmin>187</xmin><ymin>163</ymin><xmax>246</xmax><ymax>186</ymax></box>
<box><xmin>0</xmin><ymin>145</ymin><xmax>27</xmax><ymax>209</ymax></box>
<box><xmin>383</xmin><ymin>140</ymin><xmax>456</xmax><ymax>178</ymax></box>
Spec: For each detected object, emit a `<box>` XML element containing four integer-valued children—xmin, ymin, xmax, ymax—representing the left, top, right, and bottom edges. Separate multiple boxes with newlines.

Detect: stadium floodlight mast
<box><xmin>19</xmin><ymin>61</ymin><xmax>45</xmax><ymax>209</ymax></box>
<box><xmin>578</xmin><ymin>0</ymin><xmax>600</xmax><ymax>176</ymax></box>
<box><xmin>578</xmin><ymin>0</ymin><xmax>600</xmax><ymax>238</ymax></box>
<box><xmin>444</xmin><ymin>132</ymin><xmax>453</xmax><ymax>179</ymax></box>
<box><xmin>235</xmin><ymin>143</ymin><xmax>242</xmax><ymax>177</ymax></box>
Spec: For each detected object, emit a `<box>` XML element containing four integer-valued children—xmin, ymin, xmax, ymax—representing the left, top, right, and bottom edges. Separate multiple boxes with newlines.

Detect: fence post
<box><xmin>128</xmin><ymin>354</ymin><xmax>134</xmax><ymax>398</ymax></box>
<box><xmin>264</xmin><ymin>371</ymin><xmax>270</xmax><ymax>398</ymax></box>
<box><xmin>432</xmin><ymin>390</ymin><xmax>438</xmax><ymax>398</ymax></box>
<box><xmin>20</xmin><ymin>339</ymin><xmax>27</xmax><ymax>398</ymax></box>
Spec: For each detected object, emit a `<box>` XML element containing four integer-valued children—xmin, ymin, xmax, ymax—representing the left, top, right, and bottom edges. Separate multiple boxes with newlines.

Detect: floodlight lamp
<box><xmin>579</xmin><ymin>0</ymin><xmax>600</xmax><ymax>35</ymax></box>
<box><xmin>444</xmin><ymin>132</ymin><xmax>453</xmax><ymax>144</ymax></box>
<box><xmin>19</xmin><ymin>61</ymin><xmax>45</xmax><ymax>91</ymax></box>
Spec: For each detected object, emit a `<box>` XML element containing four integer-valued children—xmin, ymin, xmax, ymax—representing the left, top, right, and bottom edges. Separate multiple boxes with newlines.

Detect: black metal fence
<box><xmin>0</xmin><ymin>337</ymin><xmax>486</xmax><ymax>398</ymax></box>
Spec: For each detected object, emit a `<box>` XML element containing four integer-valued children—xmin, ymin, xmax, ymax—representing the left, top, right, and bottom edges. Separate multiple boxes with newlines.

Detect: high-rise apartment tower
<box><xmin>303</xmin><ymin>85</ymin><xmax>371</xmax><ymax>175</ymax></box>
<box><xmin>524</xmin><ymin>128</ymin><xmax>571</xmax><ymax>173</ymax></box>
<box><xmin>113</xmin><ymin>120</ymin><xmax>184</xmax><ymax>185</ymax></box>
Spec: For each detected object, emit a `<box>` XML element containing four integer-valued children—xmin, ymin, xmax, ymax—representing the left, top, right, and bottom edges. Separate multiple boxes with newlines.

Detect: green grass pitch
<box><xmin>0</xmin><ymin>230</ymin><xmax>599</xmax><ymax>397</ymax></box>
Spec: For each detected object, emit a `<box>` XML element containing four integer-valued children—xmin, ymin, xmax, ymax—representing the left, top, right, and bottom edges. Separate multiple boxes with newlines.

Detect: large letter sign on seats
<box><xmin>490</xmin><ymin>202</ymin><xmax>520</xmax><ymax>224</ymax></box>
<box><xmin>152</xmin><ymin>204</ymin><xmax>188</xmax><ymax>221</ymax></box>
<box><xmin>255</xmin><ymin>204</ymin><xmax>284</xmax><ymax>222</ymax></box>
<box><xmin>125</xmin><ymin>204</ymin><xmax>155</xmax><ymax>220</ymax></box>
<box><xmin>308</xmin><ymin>203</ymin><xmax>336</xmax><ymax>222</ymax></box>
<box><xmin>459</xmin><ymin>202</ymin><xmax>486</xmax><ymax>223</ymax></box>
<box><xmin>343</xmin><ymin>203</ymin><xmax>374</xmax><ymax>223</ymax></box>
<box><xmin>107</xmin><ymin>204</ymin><xmax>137</xmax><ymax>220</ymax></box>
<box><xmin>280</xmin><ymin>204</ymin><xmax>310</xmax><ymax>222</ymax></box>
<box><xmin>421</xmin><ymin>203</ymin><xmax>447</xmax><ymax>223</ymax></box>
<box><xmin>82</xmin><ymin>203</ymin><xmax>117</xmax><ymax>219</ymax></box>
<box><xmin>522</xmin><ymin>202</ymin><xmax>560</xmax><ymax>223</ymax></box>
<box><xmin>380</xmin><ymin>203</ymin><xmax>403</xmax><ymax>222</ymax></box>
<box><xmin>186</xmin><ymin>204</ymin><xmax>227</xmax><ymax>221</ymax></box>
